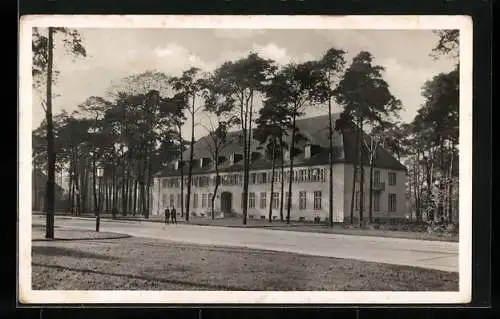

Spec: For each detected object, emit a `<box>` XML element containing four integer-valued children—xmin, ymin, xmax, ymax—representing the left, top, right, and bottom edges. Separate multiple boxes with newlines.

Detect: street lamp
<box><xmin>157</xmin><ymin>177</ymin><xmax>161</xmax><ymax>216</ymax></box>
<box><xmin>96</xmin><ymin>166</ymin><xmax>104</xmax><ymax>232</ymax></box>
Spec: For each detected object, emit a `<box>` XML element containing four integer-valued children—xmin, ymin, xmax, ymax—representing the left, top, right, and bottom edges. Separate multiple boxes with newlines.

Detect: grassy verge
<box><xmin>32</xmin><ymin>227</ymin><xmax>458</xmax><ymax>291</ymax></box>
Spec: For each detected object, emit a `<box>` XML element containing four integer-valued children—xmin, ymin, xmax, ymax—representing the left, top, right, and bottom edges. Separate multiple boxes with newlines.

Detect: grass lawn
<box><xmin>31</xmin><ymin>226</ymin><xmax>458</xmax><ymax>291</ymax></box>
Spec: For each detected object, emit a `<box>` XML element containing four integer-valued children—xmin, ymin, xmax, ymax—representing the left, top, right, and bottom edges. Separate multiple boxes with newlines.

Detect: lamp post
<box><xmin>157</xmin><ymin>177</ymin><xmax>161</xmax><ymax>216</ymax></box>
<box><xmin>96</xmin><ymin>166</ymin><xmax>104</xmax><ymax>232</ymax></box>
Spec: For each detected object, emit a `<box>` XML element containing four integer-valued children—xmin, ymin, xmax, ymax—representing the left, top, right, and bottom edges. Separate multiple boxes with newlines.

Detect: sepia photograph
<box><xmin>18</xmin><ymin>15</ymin><xmax>472</xmax><ymax>304</ymax></box>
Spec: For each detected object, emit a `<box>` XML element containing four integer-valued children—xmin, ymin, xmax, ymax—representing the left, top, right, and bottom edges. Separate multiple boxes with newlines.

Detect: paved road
<box><xmin>31</xmin><ymin>215</ymin><xmax>458</xmax><ymax>272</ymax></box>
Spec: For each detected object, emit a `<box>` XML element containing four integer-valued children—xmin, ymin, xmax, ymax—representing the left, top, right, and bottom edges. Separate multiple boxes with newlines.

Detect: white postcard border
<box><xmin>18</xmin><ymin>14</ymin><xmax>473</xmax><ymax>304</ymax></box>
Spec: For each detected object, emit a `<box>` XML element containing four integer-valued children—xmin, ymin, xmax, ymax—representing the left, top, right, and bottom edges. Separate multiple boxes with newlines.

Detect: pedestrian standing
<box><xmin>171</xmin><ymin>207</ymin><xmax>177</xmax><ymax>224</ymax></box>
<box><xmin>164</xmin><ymin>208</ymin><xmax>170</xmax><ymax>225</ymax></box>
<box><xmin>171</xmin><ymin>206</ymin><xmax>177</xmax><ymax>224</ymax></box>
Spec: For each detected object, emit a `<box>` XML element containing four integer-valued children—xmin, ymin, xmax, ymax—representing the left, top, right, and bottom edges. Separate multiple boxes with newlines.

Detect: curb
<box><xmin>32</xmin><ymin>234</ymin><xmax>132</xmax><ymax>242</ymax></box>
<box><xmin>32</xmin><ymin>213</ymin><xmax>458</xmax><ymax>243</ymax></box>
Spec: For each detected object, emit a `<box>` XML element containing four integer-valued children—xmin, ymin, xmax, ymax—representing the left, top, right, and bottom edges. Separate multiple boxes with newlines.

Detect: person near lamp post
<box><xmin>96</xmin><ymin>167</ymin><xmax>104</xmax><ymax>232</ymax></box>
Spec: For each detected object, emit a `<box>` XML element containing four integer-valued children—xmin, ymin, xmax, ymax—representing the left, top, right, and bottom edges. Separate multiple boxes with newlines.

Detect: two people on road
<box><xmin>164</xmin><ymin>207</ymin><xmax>177</xmax><ymax>225</ymax></box>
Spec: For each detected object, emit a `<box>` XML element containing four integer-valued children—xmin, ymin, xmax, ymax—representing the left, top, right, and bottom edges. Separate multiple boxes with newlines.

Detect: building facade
<box><xmin>151</xmin><ymin>114</ymin><xmax>407</xmax><ymax>222</ymax></box>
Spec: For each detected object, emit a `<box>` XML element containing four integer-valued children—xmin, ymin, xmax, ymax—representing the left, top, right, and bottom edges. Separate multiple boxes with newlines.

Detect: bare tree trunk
<box><xmin>123</xmin><ymin>171</ymin><xmax>129</xmax><ymax>216</ymax></box>
<box><xmin>438</xmin><ymin>138</ymin><xmax>445</xmax><ymax>221</ymax></box>
<box><xmin>139</xmin><ymin>179</ymin><xmax>146</xmax><ymax>218</ymax></box>
<box><xmin>73</xmin><ymin>153</ymin><xmax>80</xmax><ymax>216</ymax></box>
<box><xmin>448</xmin><ymin>141</ymin><xmax>455</xmax><ymax>223</ymax></box>
<box><xmin>279</xmin><ymin>137</ymin><xmax>285</xmax><ymax>223</ymax></box>
<box><xmin>211</xmin><ymin>169</ymin><xmax>220</xmax><ymax>220</ymax></box>
<box><xmin>92</xmin><ymin>155</ymin><xmax>98</xmax><ymax>214</ymax></box>
<box><xmin>286</xmin><ymin>112</ymin><xmax>297</xmax><ymax>224</ymax></box>
<box><xmin>79</xmin><ymin>158</ymin><xmax>87</xmax><ymax>215</ymax></box>
<box><xmin>186</xmin><ymin>95</ymin><xmax>196</xmax><ymax>222</ymax></box>
<box><xmin>350</xmin><ymin>127</ymin><xmax>359</xmax><ymax>224</ymax></box>
<box><xmin>425</xmin><ymin>158</ymin><xmax>432</xmax><ymax>220</ymax></box>
<box><xmin>178</xmin><ymin>126</ymin><xmax>185</xmax><ymax>218</ymax></box>
<box><xmin>241</xmin><ymin>93</ymin><xmax>250</xmax><ymax>225</ymax></box>
<box><xmin>145</xmin><ymin>157</ymin><xmax>152</xmax><ymax>218</ymax></box>
<box><xmin>133</xmin><ymin>179</ymin><xmax>138</xmax><ymax>216</ymax></box>
<box><xmin>244</xmin><ymin>94</ymin><xmax>254</xmax><ymax>224</ymax></box>
<box><xmin>358</xmin><ymin>118</ymin><xmax>364</xmax><ymax>226</ymax></box>
<box><xmin>106</xmin><ymin>175</ymin><xmax>111</xmax><ymax>213</ymax></box>
<box><xmin>33</xmin><ymin>161</ymin><xmax>37</xmax><ymax>211</ymax></box>
<box><xmin>128</xmin><ymin>175</ymin><xmax>134</xmax><ymax>216</ymax></box>
<box><xmin>67</xmin><ymin>168</ymin><xmax>72</xmax><ymax>215</ymax></box>
<box><xmin>327</xmin><ymin>98</ymin><xmax>334</xmax><ymax>227</ymax></box>
<box><xmin>45</xmin><ymin>27</ymin><xmax>55</xmax><ymax>239</ymax></box>
<box><xmin>92</xmin><ymin>154</ymin><xmax>100</xmax><ymax>231</ymax></box>
<box><xmin>112</xmin><ymin>165</ymin><xmax>117</xmax><ymax>209</ymax></box>
<box><xmin>268</xmin><ymin>141</ymin><xmax>276</xmax><ymax>223</ymax></box>
<box><xmin>368</xmin><ymin>161</ymin><xmax>374</xmax><ymax>223</ymax></box>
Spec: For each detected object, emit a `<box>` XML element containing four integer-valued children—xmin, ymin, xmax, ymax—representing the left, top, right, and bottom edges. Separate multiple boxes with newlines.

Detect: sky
<box><xmin>32</xmin><ymin>28</ymin><xmax>457</xmax><ymax>140</ymax></box>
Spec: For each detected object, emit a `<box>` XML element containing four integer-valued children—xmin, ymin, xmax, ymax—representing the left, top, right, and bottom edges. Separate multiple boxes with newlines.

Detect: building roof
<box><xmin>155</xmin><ymin>114</ymin><xmax>406</xmax><ymax>177</ymax></box>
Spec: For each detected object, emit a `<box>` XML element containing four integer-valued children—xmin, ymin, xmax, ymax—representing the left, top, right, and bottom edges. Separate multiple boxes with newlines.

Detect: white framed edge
<box><xmin>18</xmin><ymin>14</ymin><xmax>473</xmax><ymax>305</ymax></box>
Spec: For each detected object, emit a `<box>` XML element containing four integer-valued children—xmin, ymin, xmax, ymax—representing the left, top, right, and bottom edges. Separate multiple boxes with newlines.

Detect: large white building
<box><xmin>151</xmin><ymin>114</ymin><xmax>407</xmax><ymax>222</ymax></box>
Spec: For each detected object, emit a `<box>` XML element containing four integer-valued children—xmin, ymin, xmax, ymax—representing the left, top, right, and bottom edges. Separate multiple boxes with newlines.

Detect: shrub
<box><xmin>314</xmin><ymin>216</ymin><xmax>321</xmax><ymax>224</ymax></box>
<box><xmin>445</xmin><ymin>223</ymin><xmax>458</xmax><ymax>234</ymax></box>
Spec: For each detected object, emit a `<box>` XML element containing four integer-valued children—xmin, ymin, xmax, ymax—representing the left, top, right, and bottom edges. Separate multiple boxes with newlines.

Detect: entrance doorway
<box><xmin>220</xmin><ymin>192</ymin><xmax>233</xmax><ymax>214</ymax></box>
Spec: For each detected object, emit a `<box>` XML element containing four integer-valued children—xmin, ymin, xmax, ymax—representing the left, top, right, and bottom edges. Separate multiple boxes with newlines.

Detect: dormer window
<box><xmin>284</xmin><ymin>150</ymin><xmax>290</xmax><ymax>162</ymax></box>
<box><xmin>174</xmin><ymin>160</ymin><xmax>183</xmax><ymax>170</ymax></box>
<box><xmin>230</xmin><ymin>153</ymin><xmax>243</xmax><ymax>165</ymax></box>
<box><xmin>200</xmin><ymin>157</ymin><xmax>211</xmax><ymax>168</ymax></box>
<box><xmin>217</xmin><ymin>156</ymin><xmax>227</xmax><ymax>165</ymax></box>
<box><xmin>189</xmin><ymin>159</ymin><xmax>199</xmax><ymax>168</ymax></box>
<box><xmin>304</xmin><ymin>144</ymin><xmax>312</xmax><ymax>159</ymax></box>
<box><xmin>251</xmin><ymin>152</ymin><xmax>262</xmax><ymax>162</ymax></box>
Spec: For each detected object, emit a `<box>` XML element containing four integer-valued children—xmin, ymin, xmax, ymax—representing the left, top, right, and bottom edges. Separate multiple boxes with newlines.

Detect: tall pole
<box><xmin>157</xmin><ymin>178</ymin><xmax>160</xmax><ymax>216</ymax></box>
<box><xmin>45</xmin><ymin>27</ymin><xmax>55</xmax><ymax>239</ymax></box>
<box><xmin>96</xmin><ymin>168</ymin><xmax>101</xmax><ymax>232</ymax></box>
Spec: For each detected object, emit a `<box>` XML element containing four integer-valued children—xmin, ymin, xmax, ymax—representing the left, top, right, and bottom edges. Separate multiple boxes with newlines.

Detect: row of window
<box><xmin>162</xmin><ymin>191</ymin><xmax>398</xmax><ymax>213</ymax></box>
<box><xmin>161</xmin><ymin>193</ymin><xmax>213</xmax><ymax>209</ymax></box>
<box><xmin>355</xmin><ymin>192</ymin><xmax>398</xmax><ymax>212</ymax></box>
<box><xmin>161</xmin><ymin>168</ymin><xmax>328</xmax><ymax>189</ymax></box>
<box><xmin>242</xmin><ymin>191</ymin><xmax>323</xmax><ymax>210</ymax></box>
<box><xmin>162</xmin><ymin>170</ymin><xmax>398</xmax><ymax>189</ymax></box>
<box><xmin>193</xmin><ymin>193</ymin><xmax>214</xmax><ymax>209</ymax></box>
<box><xmin>363</xmin><ymin>170</ymin><xmax>397</xmax><ymax>186</ymax></box>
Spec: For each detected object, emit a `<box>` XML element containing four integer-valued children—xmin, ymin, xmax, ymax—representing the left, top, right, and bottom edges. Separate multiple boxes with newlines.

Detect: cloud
<box><xmin>31</xmin><ymin>28</ymin><xmax>457</xmax><ymax>133</ymax></box>
<box><xmin>219</xmin><ymin>42</ymin><xmax>314</xmax><ymax>66</ymax></box>
<box><xmin>252</xmin><ymin>43</ymin><xmax>289</xmax><ymax>64</ymax></box>
<box><xmin>377</xmin><ymin>57</ymin><xmax>455</xmax><ymax>123</ymax></box>
<box><xmin>154</xmin><ymin>43</ymin><xmax>188</xmax><ymax>58</ymax></box>
<box><xmin>153</xmin><ymin>43</ymin><xmax>216</xmax><ymax>75</ymax></box>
